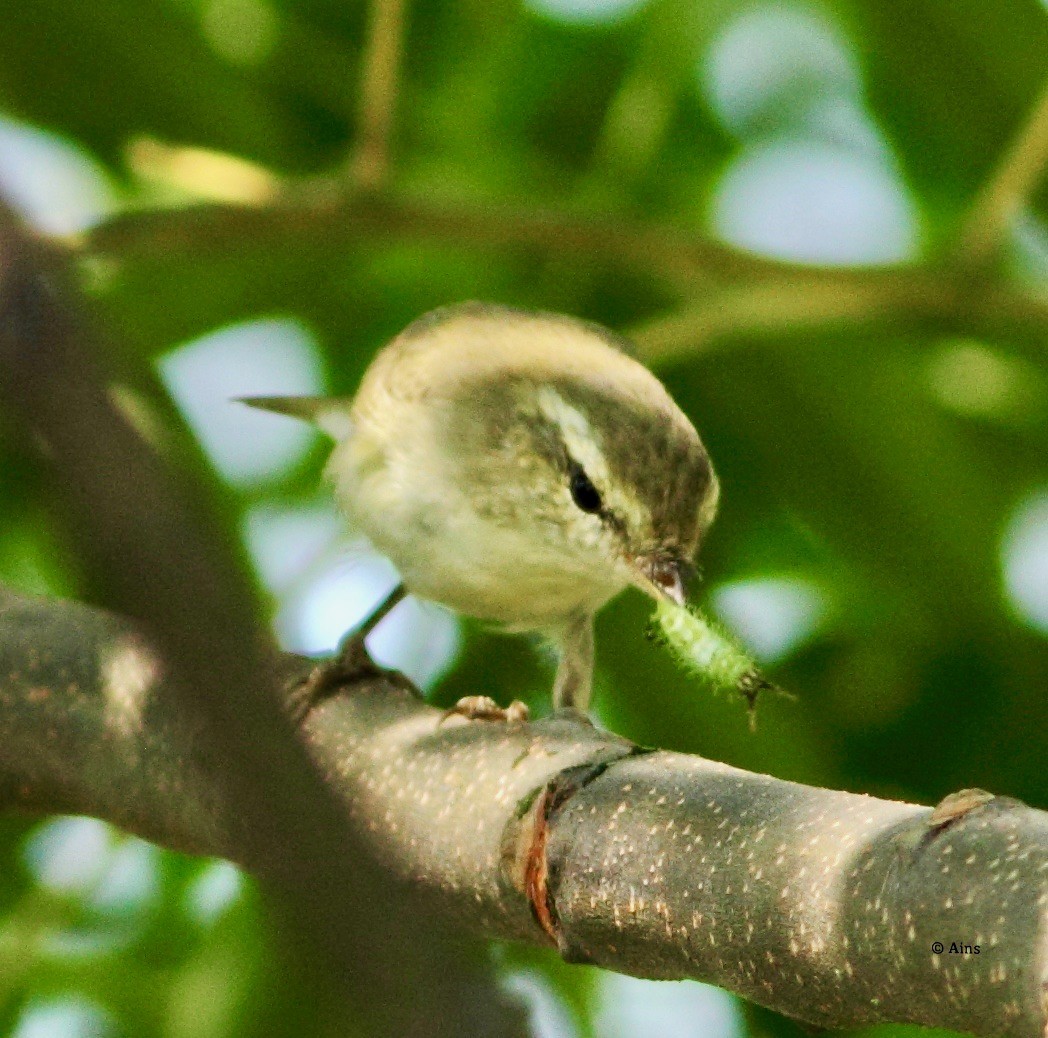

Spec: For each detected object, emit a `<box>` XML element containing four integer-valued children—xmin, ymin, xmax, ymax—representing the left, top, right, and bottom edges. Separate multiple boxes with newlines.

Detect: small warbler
<box><xmin>245</xmin><ymin>302</ymin><xmax>718</xmax><ymax>716</ymax></box>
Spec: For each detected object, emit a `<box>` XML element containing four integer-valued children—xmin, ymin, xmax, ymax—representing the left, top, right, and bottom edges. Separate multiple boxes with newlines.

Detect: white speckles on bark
<box><xmin>3</xmin><ymin>590</ymin><xmax>1047</xmax><ymax>1036</ymax></box>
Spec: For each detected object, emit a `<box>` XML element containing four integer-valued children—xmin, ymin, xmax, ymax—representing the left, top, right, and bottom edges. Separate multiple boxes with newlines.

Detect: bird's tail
<box><xmin>236</xmin><ymin>395</ymin><xmax>354</xmax><ymax>440</ymax></box>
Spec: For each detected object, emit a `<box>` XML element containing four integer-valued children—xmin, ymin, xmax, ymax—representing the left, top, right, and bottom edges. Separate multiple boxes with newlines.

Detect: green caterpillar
<box><xmin>646</xmin><ymin>600</ymin><xmax>788</xmax><ymax>729</ymax></box>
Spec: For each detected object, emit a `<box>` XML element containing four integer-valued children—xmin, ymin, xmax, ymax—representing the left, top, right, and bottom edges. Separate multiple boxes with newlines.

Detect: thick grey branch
<box><xmin>3</xmin><ymin>587</ymin><xmax>1045</xmax><ymax>1038</ymax></box>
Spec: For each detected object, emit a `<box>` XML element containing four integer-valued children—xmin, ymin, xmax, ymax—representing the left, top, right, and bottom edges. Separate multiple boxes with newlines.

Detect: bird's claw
<box><xmin>440</xmin><ymin>696</ymin><xmax>530</xmax><ymax>725</ymax></box>
<box><xmin>286</xmin><ymin>637</ymin><xmax>385</xmax><ymax>726</ymax></box>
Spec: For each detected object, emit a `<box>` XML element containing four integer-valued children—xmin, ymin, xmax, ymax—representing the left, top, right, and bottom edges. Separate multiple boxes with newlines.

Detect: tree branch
<box><xmin>2</xmin><ymin>587</ymin><xmax>1046</xmax><ymax>1038</ymax></box>
<box><xmin>82</xmin><ymin>186</ymin><xmax>1048</xmax><ymax>348</ymax></box>
<box><xmin>956</xmin><ymin>76</ymin><xmax>1048</xmax><ymax>267</ymax></box>
<box><xmin>630</xmin><ymin>273</ymin><xmax>1048</xmax><ymax>363</ymax></box>
<box><xmin>349</xmin><ymin>0</ymin><xmax>409</xmax><ymax>190</ymax></box>
<box><xmin>84</xmin><ymin>185</ymin><xmax>762</xmax><ymax>287</ymax></box>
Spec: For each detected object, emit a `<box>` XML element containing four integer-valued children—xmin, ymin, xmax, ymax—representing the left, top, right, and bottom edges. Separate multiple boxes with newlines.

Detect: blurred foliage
<box><xmin>0</xmin><ymin>0</ymin><xmax>1046</xmax><ymax>1035</ymax></box>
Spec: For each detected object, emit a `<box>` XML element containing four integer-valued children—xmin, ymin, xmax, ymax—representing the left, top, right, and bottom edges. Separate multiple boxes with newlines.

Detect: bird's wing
<box><xmin>236</xmin><ymin>395</ymin><xmax>355</xmax><ymax>440</ymax></box>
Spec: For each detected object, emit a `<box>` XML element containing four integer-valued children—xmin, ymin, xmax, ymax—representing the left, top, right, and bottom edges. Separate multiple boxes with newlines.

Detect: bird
<box><xmin>243</xmin><ymin>302</ymin><xmax>719</xmax><ymax>718</ymax></box>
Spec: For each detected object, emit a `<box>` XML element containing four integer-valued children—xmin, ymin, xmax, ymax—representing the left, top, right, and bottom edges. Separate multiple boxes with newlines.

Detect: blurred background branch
<box><xmin>957</xmin><ymin>75</ymin><xmax>1048</xmax><ymax>267</ymax></box>
<box><xmin>81</xmin><ymin>185</ymin><xmax>1048</xmax><ymax>351</ymax></box>
<box><xmin>348</xmin><ymin>0</ymin><xmax>408</xmax><ymax>189</ymax></box>
<box><xmin>82</xmin><ymin>186</ymin><xmax>785</xmax><ymax>283</ymax></box>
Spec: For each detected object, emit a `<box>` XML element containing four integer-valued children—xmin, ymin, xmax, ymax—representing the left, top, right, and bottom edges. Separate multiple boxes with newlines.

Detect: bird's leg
<box><xmin>445</xmin><ymin>612</ymin><xmax>594</xmax><ymax>724</ymax></box>
<box><xmin>552</xmin><ymin>611</ymin><xmax>594</xmax><ymax>714</ymax></box>
<box><xmin>287</xmin><ymin>583</ymin><xmax>408</xmax><ymax>724</ymax></box>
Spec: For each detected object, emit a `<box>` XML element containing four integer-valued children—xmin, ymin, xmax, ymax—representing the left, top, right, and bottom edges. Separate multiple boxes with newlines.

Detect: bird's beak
<box><xmin>631</xmin><ymin>554</ymin><xmax>689</xmax><ymax>607</ymax></box>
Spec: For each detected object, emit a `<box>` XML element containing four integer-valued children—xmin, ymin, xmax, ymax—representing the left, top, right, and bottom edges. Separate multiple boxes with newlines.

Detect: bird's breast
<box><xmin>327</xmin><ymin>420</ymin><xmax>623</xmax><ymax>626</ymax></box>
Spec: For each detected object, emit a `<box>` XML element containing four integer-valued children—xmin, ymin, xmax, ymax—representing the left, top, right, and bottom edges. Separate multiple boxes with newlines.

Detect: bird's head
<box><xmin>434</xmin><ymin>308</ymin><xmax>720</xmax><ymax>613</ymax></box>
<box><xmin>241</xmin><ymin>304</ymin><xmax>719</xmax><ymax>620</ymax></box>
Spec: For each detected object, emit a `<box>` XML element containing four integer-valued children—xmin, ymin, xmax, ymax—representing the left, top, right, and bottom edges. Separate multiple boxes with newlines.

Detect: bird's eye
<box><xmin>568</xmin><ymin>462</ymin><xmax>602</xmax><ymax>514</ymax></box>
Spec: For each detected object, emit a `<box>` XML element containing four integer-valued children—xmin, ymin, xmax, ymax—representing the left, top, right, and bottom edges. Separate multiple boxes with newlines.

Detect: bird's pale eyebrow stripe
<box><xmin>535</xmin><ymin>386</ymin><xmax>613</xmax><ymax>489</ymax></box>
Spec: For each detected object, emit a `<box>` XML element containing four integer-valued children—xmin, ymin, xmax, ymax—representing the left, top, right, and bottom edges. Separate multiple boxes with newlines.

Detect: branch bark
<box><xmin>2</xmin><ymin>586</ymin><xmax>1046</xmax><ymax>1038</ymax></box>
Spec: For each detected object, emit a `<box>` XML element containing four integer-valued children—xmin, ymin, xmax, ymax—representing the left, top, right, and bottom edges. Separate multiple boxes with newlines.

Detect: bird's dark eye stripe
<box><xmin>568</xmin><ymin>461</ymin><xmax>602</xmax><ymax>514</ymax></box>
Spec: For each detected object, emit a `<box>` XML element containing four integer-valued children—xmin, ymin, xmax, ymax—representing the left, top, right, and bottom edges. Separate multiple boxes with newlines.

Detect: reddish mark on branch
<box><xmin>524</xmin><ymin>784</ymin><xmax>557</xmax><ymax>944</ymax></box>
<box><xmin>27</xmin><ymin>686</ymin><xmax>50</xmax><ymax>702</ymax></box>
<box><xmin>514</xmin><ymin>748</ymin><xmax>650</xmax><ymax>949</ymax></box>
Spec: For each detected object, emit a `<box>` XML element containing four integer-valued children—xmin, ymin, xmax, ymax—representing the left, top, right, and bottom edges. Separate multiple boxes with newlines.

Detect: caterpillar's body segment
<box><xmin>649</xmin><ymin>600</ymin><xmax>785</xmax><ymax>729</ymax></box>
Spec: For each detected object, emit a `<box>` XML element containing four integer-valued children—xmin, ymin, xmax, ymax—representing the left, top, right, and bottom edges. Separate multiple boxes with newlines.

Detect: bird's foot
<box><xmin>440</xmin><ymin>696</ymin><xmax>530</xmax><ymax>725</ymax></box>
<box><xmin>286</xmin><ymin>635</ymin><xmax>382</xmax><ymax>725</ymax></box>
<box><xmin>287</xmin><ymin>625</ymin><xmax>418</xmax><ymax>725</ymax></box>
<box><xmin>288</xmin><ymin>584</ymin><xmax>411</xmax><ymax>725</ymax></box>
